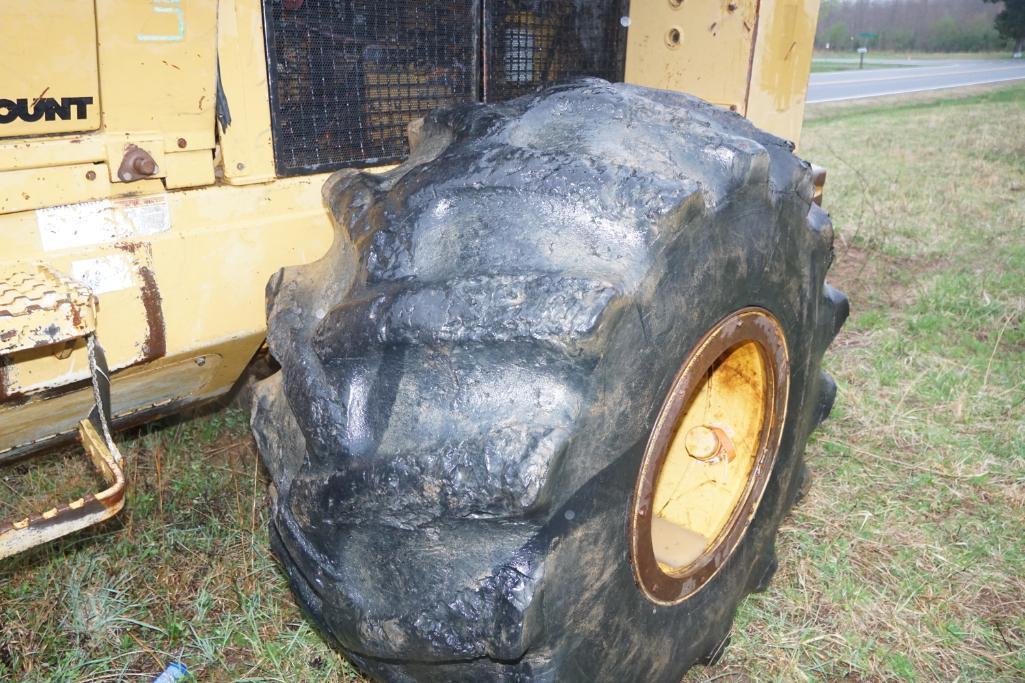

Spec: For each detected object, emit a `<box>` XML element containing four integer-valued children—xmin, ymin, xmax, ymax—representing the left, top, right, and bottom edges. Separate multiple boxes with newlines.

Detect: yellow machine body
<box><xmin>0</xmin><ymin>0</ymin><xmax>820</xmax><ymax>460</ymax></box>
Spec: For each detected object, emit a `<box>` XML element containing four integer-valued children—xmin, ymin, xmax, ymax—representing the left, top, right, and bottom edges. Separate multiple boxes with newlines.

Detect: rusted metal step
<box><xmin>0</xmin><ymin>418</ymin><xmax>125</xmax><ymax>559</ymax></box>
<box><xmin>1</xmin><ymin>263</ymin><xmax>124</xmax><ymax>558</ymax></box>
<box><xmin>0</xmin><ymin>262</ymin><xmax>96</xmax><ymax>355</ymax></box>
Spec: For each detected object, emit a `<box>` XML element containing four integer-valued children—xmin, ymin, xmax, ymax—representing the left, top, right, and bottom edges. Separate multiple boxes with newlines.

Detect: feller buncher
<box><xmin>0</xmin><ymin>1</ymin><xmax>848</xmax><ymax>679</ymax></box>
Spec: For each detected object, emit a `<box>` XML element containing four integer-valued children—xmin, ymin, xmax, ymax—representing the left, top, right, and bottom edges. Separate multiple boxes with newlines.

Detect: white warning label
<box><xmin>36</xmin><ymin>195</ymin><xmax>171</xmax><ymax>251</ymax></box>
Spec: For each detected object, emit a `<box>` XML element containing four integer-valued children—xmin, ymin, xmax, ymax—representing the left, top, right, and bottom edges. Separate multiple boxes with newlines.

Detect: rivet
<box><xmin>236</xmin><ymin>162</ymin><xmax>246</xmax><ymax>171</ymax></box>
<box><xmin>86</xmin><ymin>170</ymin><xmax>97</xmax><ymax>181</ymax></box>
<box><xmin>177</xmin><ymin>137</ymin><xmax>187</xmax><ymax>149</ymax></box>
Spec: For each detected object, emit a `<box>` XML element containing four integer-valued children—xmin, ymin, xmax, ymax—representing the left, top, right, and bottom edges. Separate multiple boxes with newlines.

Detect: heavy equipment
<box><xmin>1</xmin><ymin>1</ymin><xmax>846</xmax><ymax>679</ymax></box>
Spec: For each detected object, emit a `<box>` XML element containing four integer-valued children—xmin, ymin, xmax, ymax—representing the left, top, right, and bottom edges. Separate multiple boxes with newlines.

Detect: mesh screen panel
<box><xmin>263</xmin><ymin>0</ymin><xmax>626</xmax><ymax>174</ymax></box>
<box><xmin>264</xmin><ymin>0</ymin><xmax>479</xmax><ymax>175</ymax></box>
<box><xmin>485</xmin><ymin>0</ymin><xmax>628</xmax><ymax>102</ymax></box>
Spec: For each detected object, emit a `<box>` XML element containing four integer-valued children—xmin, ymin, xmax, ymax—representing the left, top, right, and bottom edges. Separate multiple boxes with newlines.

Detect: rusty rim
<box><xmin>630</xmin><ymin>307</ymin><xmax>789</xmax><ymax>604</ymax></box>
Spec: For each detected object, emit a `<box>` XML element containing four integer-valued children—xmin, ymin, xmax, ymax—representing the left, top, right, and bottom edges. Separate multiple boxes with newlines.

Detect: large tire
<box><xmin>252</xmin><ymin>79</ymin><xmax>848</xmax><ymax>681</ymax></box>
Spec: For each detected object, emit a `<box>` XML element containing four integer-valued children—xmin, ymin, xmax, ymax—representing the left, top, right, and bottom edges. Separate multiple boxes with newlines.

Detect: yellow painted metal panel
<box><xmin>218</xmin><ymin>0</ymin><xmax>277</xmax><ymax>184</ymax></box>
<box><xmin>94</xmin><ymin>0</ymin><xmax>217</xmax><ymax>151</ymax></box>
<box><xmin>0</xmin><ymin>162</ymin><xmax>172</xmax><ymax>216</ymax></box>
<box><xmin>625</xmin><ymin>0</ymin><xmax>758</xmax><ymax>111</ymax></box>
<box><xmin>745</xmin><ymin>0</ymin><xmax>821</xmax><ymax>146</ymax></box>
<box><xmin>0</xmin><ymin>175</ymin><xmax>334</xmax><ymax>454</ymax></box>
<box><xmin>0</xmin><ymin>2</ymin><xmax>101</xmax><ymax>138</ymax></box>
<box><xmin>0</xmin><ymin>163</ymin><xmax>112</xmax><ymax>215</ymax></box>
<box><xmin>0</xmin><ymin>352</ymin><xmax>226</xmax><ymax>454</ymax></box>
<box><xmin>624</xmin><ymin>0</ymin><xmax>820</xmax><ymax>145</ymax></box>
<box><xmin>163</xmin><ymin>149</ymin><xmax>216</xmax><ymax>190</ymax></box>
<box><xmin>0</xmin><ymin>1</ymin><xmax>220</xmax><ymax>203</ymax></box>
<box><xmin>0</xmin><ymin>135</ymin><xmax>106</xmax><ymax>173</ymax></box>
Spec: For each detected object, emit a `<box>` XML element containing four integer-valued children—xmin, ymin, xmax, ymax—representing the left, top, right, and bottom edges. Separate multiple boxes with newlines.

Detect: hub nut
<box><xmin>684</xmin><ymin>425</ymin><xmax>721</xmax><ymax>462</ymax></box>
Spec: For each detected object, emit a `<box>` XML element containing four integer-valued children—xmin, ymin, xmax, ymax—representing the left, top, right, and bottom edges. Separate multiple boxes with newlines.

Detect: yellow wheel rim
<box><xmin>630</xmin><ymin>308</ymin><xmax>789</xmax><ymax>604</ymax></box>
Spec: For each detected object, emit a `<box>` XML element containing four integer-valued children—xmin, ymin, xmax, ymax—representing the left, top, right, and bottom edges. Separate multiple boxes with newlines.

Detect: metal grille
<box><xmin>484</xmin><ymin>0</ymin><xmax>628</xmax><ymax>102</ymax></box>
<box><xmin>264</xmin><ymin>0</ymin><xmax>479</xmax><ymax>175</ymax></box>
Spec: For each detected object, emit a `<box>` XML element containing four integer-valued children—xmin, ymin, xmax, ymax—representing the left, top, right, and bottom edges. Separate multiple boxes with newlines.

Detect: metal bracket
<box><xmin>0</xmin><ymin>333</ymin><xmax>126</xmax><ymax>559</ymax></box>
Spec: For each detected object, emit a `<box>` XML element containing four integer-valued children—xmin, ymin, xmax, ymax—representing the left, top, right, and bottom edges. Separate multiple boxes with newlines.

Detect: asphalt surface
<box><xmin>806</xmin><ymin>59</ymin><xmax>1025</xmax><ymax>103</ymax></box>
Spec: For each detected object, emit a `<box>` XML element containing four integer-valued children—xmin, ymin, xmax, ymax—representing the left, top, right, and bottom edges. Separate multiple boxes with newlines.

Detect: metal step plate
<box><xmin>0</xmin><ymin>262</ymin><xmax>96</xmax><ymax>355</ymax></box>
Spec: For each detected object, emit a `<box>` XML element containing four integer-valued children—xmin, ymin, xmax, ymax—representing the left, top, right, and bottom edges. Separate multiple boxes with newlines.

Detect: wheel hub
<box><xmin>630</xmin><ymin>308</ymin><xmax>790</xmax><ymax>604</ymax></box>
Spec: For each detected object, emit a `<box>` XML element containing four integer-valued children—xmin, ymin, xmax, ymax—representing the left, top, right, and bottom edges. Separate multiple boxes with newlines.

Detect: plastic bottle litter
<box><xmin>152</xmin><ymin>662</ymin><xmax>188</xmax><ymax>683</ymax></box>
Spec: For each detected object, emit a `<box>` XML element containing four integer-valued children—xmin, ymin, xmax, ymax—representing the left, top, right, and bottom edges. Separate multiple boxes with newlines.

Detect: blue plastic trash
<box><xmin>152</xmin><ymin>662</ymin><xmax>188</xmax><ymax>683</ymax></box>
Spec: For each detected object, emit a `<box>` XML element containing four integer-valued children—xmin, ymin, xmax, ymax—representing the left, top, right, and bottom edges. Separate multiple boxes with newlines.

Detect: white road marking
<box><xmin>808</xmin><ymin>74</ymin><xmax>1025</xmax><ymax>104</ymax></box>
<box><xmin>811</xmin><ymin>63</ymin><xmax>1025</xmax><ymax>87</ymax></box>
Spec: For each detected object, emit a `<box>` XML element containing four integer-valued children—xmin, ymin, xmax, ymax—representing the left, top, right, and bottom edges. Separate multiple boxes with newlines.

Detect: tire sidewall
<box><xmin>531</xmin><ymin>184</ymin><xmax>823</xmax><ymax>682</ymax></box>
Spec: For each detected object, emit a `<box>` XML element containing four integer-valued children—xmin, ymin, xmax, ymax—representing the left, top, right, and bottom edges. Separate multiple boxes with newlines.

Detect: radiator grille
<box><xmin>264</xmin><ymin>0</ymin><xmax>478</xmax><ymax>175</ymax></box>
<box><xmin>262</xmin><ymin>0</ymin><xmax>627</xmax><ymax>175</ymax></box>
<box><xmin>485</xmin><ymin>0</ymin><xmax>628</xmax><ymax>102</ymax></box>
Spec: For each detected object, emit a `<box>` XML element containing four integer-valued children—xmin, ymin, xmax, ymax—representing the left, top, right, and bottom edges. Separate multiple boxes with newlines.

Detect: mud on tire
<box><xmin>252</xmin><ymin>79</ymin><xmax>848</xmax><ymax>681</ymax></box>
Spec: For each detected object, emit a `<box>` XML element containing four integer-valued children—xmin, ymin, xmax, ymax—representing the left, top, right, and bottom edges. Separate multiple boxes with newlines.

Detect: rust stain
<box><xmin>68</xmin><ymin>300</ymin><xmax>84</xmax><ymax>328</ymax></box>
<box><xmin>198</xmin><ymin>95</ymin><xmax>205</xmax><ymax>110</ymax></box>
<box><xmin>116</xmin><ymin>240</ymin><xmax>142</xmax><ymax>255</ymax></box>
<box><xmin>162</xmin><ymin>60</ymin><xmax>181</xmax><ymax>71</ymax></box>
<box><xmin>0</xmin><ymin>357</ymin><xmax>12</xmax><ymax>402</ymax></box>
<box><xmin>138</xmin><ymin>265</ymin><xmax>167</xmax><ymax>361</ymax></box>
<box><xmin>113</xmin><ymin>241</ymin><xmax>166</xmax><ymax>362</ymax></box>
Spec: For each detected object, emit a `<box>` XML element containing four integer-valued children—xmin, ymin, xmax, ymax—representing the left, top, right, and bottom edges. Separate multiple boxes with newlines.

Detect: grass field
<box><xmin>814</xmin><ymin>50</ymin><xmax>1017</xmax><ymax>61</ymax></box>
<box><xmin>810</xmin><ymin>61</ymin><xmax>909</xmax><ymax>73</ymax></box>
<box><xmin>3</xmin><ymin>84</ymin><xmax>1025</xmax><ymax>681</ymax></box>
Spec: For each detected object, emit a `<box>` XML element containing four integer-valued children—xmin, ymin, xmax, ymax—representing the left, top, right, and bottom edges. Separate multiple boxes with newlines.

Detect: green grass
<box><xmin>3</xmin><ymin>84</ymin><xmax>1025</xmax><ymax>681</ymax></box>
<box><xmin>814</xmin><ymin>49</ymin><xmax>1016</xmax><ymax>61</ymax></box>
<box><xmin>691</xmin><ymin>82</ymin><xmax>1025</xmax><ymax>681</ymax></box>
<box><xmin>0</xmin><ymin>410</ymin><xmax>357</xmax><ymax>681</ymax></box>
<box><xmin>811</xmin><ymin>61</ymin><xmax>909</xmax><ymax>73</ymax></box>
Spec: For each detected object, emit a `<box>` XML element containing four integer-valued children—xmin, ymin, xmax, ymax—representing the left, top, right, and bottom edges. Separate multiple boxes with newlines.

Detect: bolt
<box><xmin>86</xmin><ymin>170</ymin><xmax>96</xmax><ymax>181</ymax></box>
<box><xmin>195</xmin><ymin>356</ymin><xmax>206</xmax><ymax>367</ymax></box>
<box><xmin>177</xmin><ymin>137</ymin><xmax>187</xmax><ymax>148</ymax></box>
<box><xmin>132</xmin><ymin>155</ymin><xmax>157</xmax><ymax>176</ymax></box>
<box><xmin>236</xmin><ymin>162</ymin><xmax>246</xmax><ymax>171</ymax></box>
<box><xmin>684</xmin><ymin>426</ymin><xmax>720</xmax><ymax>462</ymax></box>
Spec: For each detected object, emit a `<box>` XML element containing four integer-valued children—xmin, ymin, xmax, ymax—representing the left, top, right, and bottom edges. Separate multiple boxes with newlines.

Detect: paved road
<box><xmin>807</xmin><ymin>59</ymin><xmax>1025</xmax><ymax>103</ymax></box>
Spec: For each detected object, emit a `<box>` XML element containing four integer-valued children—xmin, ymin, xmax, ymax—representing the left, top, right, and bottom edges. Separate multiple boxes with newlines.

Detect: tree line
<box><xmin>816</xmin><ymin>0</ymin><xmax>1020</xmax><ymax>52</ymax></box>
